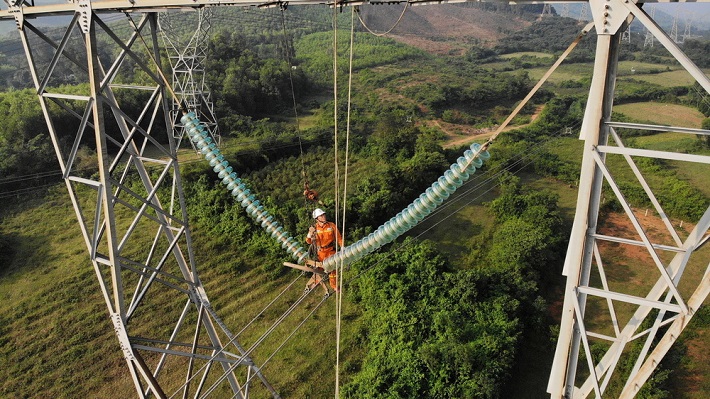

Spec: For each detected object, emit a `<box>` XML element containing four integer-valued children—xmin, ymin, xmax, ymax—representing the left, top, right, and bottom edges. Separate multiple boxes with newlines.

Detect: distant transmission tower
<box><xmin>541</xmin><ymin>3</ymin><xmax>552</xmax><ymax>18</ymax></box>
<box><xmin>622</xmin><ymin>26</ymin><xmax>631</xmax><ymax>44</ymax></box>
<box><xmin>644</xmin><ymin>5</ymin><xmax>656</xmax><ymax>47</ymax></box>
<box><xmin>579</xmin><ymin>4</ymin><xmax>589</xmax><ymax>21</ymax></box>
<box><xmin>159</xmin><ymin>9</ymin><xmax>221</xmax><ymax>152</ymax></box>
<box><xmin>682</xmin><ymin>13</ymin><xmax>693</xmax><ymax>43</ymax></box>
<box><xmin>671</xmin><ymin>9</ymin><xmax>679</xmax><ymax>43</ymax></box>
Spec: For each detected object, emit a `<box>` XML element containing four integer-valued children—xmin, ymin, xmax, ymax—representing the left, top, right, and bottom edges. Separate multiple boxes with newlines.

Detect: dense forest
<box><xmin>1</xmin><ymin>3</ymin><xmax>710</xmax><ymax>398</ymax></box>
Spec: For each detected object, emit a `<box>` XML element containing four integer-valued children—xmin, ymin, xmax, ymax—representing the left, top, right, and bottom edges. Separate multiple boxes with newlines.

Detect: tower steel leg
<box><xmin>548</xmin><ymin>1</ymin><xmax>710</xmax><ymax>398</ymax></box>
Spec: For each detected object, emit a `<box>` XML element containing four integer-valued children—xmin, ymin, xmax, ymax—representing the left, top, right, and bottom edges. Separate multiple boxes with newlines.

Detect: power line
<box><xmin>169</xmin><ymin>119</ymin><xmax>583</xmax><ymax>398</ymax></box>
<box><xmin>0</xmin><ymin>134</ymin><xmax>332</xmax><ymax>199</ymax></box>
<box><xmin>343</xmin><ymin>120</ymin><xmax>582</xmax><ymax>286</ymax></box>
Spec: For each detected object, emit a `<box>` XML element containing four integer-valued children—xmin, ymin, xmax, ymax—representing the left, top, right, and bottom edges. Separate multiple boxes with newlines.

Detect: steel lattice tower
<box><xmin>159</xmin><ymin>8</ymin><xmax>221</xmax><ymax>152</ymax></box>
<box><xmin>643</xmin><ymin>4</ymin><xmax>656</xmax><ymax>48</ymax></box>
<box><xmin>1</xmin><ymin>1</ymin><xmax>277</xmax><ymax>397</ymax></box>
<box><xmin>548</xmin><ymin>1</ymin><xmax>710</xmax><ymax>398</ymax></box>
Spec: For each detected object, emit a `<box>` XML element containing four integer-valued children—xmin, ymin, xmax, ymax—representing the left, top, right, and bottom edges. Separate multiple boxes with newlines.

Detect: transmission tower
<box><xmin>159</xmin><ymin>8</ymin><xmax>221</xmax><ymax>152</ymax></box>
<box><xmin>541</xmin><ymin>3</ymin><xmax>552</xmax><ymax>18</ymax></box>
<box><xmin>0</xmin><ymin>2</ymin><xmax>275</xmax><ymax>397</ymax></box>
<box><xmin>548</xmin><ymin>1</ymin><xmax>710</xmax><ymax>398</ymax></box>
<box><xmin>671</xmin><ymin>9</ymin><xmax>679</xmax><ymax>43</ymax></box>
<box><xmin>561</xmin><ymin>4</ymin><xmax>570</xmax><ymax>19</ymax></box>
<box><xmin>644</xmin><ymin>5</ymin><xmax>656</xmax><ymax>47</ymax></box>
<box><xmin>682</xmin><ymin>13</ymin><xmax>694</xmax><ymax>43</ymax></box>
<box><xmin>621</xmin><ymin>25</ymin><xmax>630</xmax><ymax>44</ymax></box>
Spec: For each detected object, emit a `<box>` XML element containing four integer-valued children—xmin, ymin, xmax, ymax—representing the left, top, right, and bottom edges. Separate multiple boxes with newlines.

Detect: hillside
<box><xmin>357</xmin><ymin>4</ymin><xmax>534</xmax><ymax>55</ymax></box>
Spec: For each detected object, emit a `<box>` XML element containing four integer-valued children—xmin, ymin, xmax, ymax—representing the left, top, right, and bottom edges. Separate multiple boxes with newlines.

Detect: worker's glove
<box><xmin>308</xmin><ymin>226</ymin><xmax>315</xmax><ymax>238</ymax></box>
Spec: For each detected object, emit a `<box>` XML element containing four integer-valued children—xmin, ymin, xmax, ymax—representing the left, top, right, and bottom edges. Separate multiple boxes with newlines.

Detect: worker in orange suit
<box><xmin>305</xmin><ymin>208</ymin><xmax>343</xmax><ymax>292</ymax></box>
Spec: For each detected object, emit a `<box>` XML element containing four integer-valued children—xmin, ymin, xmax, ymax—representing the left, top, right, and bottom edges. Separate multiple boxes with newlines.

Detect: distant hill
<box><xmin>357</xmin><ymin>4</ymin><xmax>537</xmax><ymax>55</ymax></box>
<box><xmin>357</xmin><ymin>2</ymin><xmax>710</xmax><ymax>55</ymax></box>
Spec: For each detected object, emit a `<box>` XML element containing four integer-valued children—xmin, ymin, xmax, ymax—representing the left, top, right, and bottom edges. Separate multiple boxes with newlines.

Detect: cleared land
<box><xmin>614</xmin><ymin>102</ymin><xmax>706</xmax><ymax>128</ymax></box>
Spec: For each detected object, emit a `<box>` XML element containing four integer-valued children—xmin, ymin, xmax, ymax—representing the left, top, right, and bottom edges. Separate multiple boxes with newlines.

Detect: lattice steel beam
<box><xmin>10</xmin><ymin>7</ymin><xmax>278</xmax><ymax>398</ymax></box>
<box><xmin>159</xmin><ymin>8</ymin><xmax>221</xmax><ymax>152</ymax></box>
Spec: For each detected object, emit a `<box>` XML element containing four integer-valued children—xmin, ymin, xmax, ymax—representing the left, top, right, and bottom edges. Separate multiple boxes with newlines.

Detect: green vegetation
<box><xmin>1</xmin><ymin>9</ymin><xmax>709</xmax><ymax>399</ymax></box>
<box><xmin>614</xmin><ymin>102</ymin><xmax>706</xmax><ymax>127</ymax></box>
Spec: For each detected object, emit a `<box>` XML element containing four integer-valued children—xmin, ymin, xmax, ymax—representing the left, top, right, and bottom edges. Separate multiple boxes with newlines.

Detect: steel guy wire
<box><xmin>342</xmin><ymin>121</ymin><xmax>583</xmax><ymax>285</ymax></box>
<box><xmin>192</xmin><ymin>285</ymin><xmax>319</xmax><ymax>399</ymax></box>
<box><xmin>181</xmin><ymin>272</ymin><xmax>307</xmax><ymax>396</ymax></box>
<box><xmin>231</xmin><ymin>292</ymin><xmax>330</xmax><ymax>399</ymax></box>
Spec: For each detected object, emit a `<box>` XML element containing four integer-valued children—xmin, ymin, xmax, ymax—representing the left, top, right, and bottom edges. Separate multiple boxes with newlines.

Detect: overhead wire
<box><xmin>355</xmin><ymin>2</ymin><xmax>410</xmax><ymax>37</ymax></box>
<box><xmin>211</xmin><ymin>273</ymin><xmax>306</xmax><ymax>349</ymax></box>
<box><xmin>690</xmin><ymin>82</ymin><xmax>710</xmax><ymax>111</ymax></box>
<box><xmin>335</xmin><ymin>5</ymin><xmax>356</xmax><ymax>396</ymax></box>
<box><xmin>343</xmin><ymin>119</ymin><xmax>583</xmax><ymax>285</ymax></box>
<box><xmin>330</xmin><ymin>2</ymin><xmax>342</xmax><ymax>393</ymax></box>
<box><xmin>428</xmin><ymin>126</ymin><xmax>581</xmax><ymax>228</ymax></box>
<box><xmin>194</xmin><ymin>288</ymin><xmax>316</xmax><ymax>398</ymax></box>
<box><xmin>230</xmin><ymin>292</ymin><xmax>331</xmax><ymax>399</ymax></box>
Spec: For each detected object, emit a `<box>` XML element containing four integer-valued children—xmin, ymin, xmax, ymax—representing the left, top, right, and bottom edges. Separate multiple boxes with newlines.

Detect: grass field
<box><xmin>0</xmin><ymin>187</ymin><xmax>363</xmax><ymax>398</ymax></box>
<box><xmin>622</xmin><ymin>69</ymin><xmax>700</xmax><ymax>87</ymax></box>
<box><xmin>525</xmin><ymin>63</ymin><xmax>593</xmax><ymax>84</ymax></box>
<box><xmin>613</xmin><ymin>102</ymin><xmax>706</xmax><ymax>128</ymax></box>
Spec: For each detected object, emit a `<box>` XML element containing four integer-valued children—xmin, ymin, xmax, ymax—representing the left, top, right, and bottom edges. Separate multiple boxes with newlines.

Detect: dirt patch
<box><xmin>599</xmin><ymin>209</ymin><xmax>694</xmax><ymax>250</ymax></box>
<box><xmin>357</xmin><ymin>4</ymin><xmax>531</xmax><ymax>55</ymax></box>
<box><xmin>679</xmin><ymin>328</ymin><xmax>709</xmax><ymax>393</ymax></box>
<box><xmin>435</xmin><ymin>105</ymin><xmax>544</xmax><ymax>148</ymax></box>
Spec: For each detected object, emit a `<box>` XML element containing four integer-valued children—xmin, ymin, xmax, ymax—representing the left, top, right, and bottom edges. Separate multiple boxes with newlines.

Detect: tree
<box><xmin>0</xmin><ymin>90</ymin><xmax>57</xmax><ymax>195</ymax></box>
<box><xmin>344</xmin><ymin>239</ymin><xmax>528</xmax><ymax>399</ymax></box>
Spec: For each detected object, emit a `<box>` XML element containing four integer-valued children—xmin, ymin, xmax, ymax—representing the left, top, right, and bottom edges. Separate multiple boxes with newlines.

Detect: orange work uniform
<box><xmin>306</xmin><ymin>221</ymin><xmax>343</xmax><ymax>290</ymax></box>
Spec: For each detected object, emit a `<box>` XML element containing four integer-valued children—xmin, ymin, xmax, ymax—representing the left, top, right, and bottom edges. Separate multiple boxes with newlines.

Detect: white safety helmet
<box><xmin>312</xmin><ymin>208</ymin><xmax>326</xmax><ymax>219</ymax></box>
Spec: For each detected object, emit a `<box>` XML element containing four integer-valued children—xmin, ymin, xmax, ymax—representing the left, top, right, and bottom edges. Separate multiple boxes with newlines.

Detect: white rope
<box><xmin>330</xmin><ymin>2</ymin><xmax>343</xmax><ymax>397</ymax></box>
<box><xmin>332</xmin><ymin>1</ymin><xmax>340</xmax><ymax>232</ymax></box>
<box><xmin>335</xmin><ymin>7</ymin><xmax>356</xmax><ymax>397</ymax></box>
<box><xmin>356</xmin><ymin>3</ymin><xmax>410</xmax><ymax>37</ymax></box>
